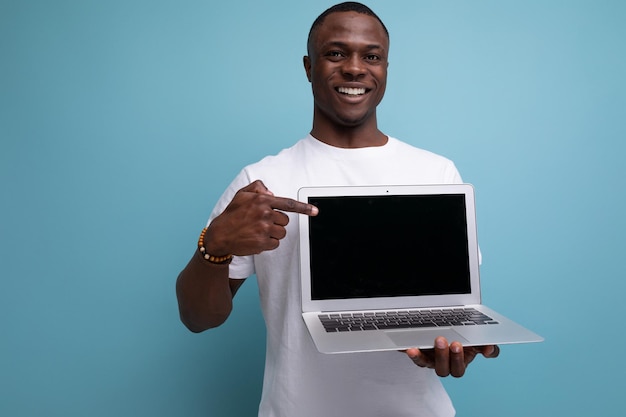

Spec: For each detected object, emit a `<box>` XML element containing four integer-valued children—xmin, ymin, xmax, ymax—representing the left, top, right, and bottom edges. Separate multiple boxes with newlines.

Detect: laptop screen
<box><xmin>307</xmin><ymin>194</ymin><xmax>471</xmax><ymax>301</ymax></box>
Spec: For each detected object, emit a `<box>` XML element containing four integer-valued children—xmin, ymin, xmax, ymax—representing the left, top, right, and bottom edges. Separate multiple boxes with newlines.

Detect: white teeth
<box><xmin>338</xmin><ymin>87</ymin><xmax>366</xmax><ymax>96</ymax></box>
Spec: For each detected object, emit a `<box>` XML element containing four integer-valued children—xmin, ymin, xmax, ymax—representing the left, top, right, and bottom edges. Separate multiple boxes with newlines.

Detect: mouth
<box><xmin>336</xmin><ymin>87</ymin><xmax>368</xmax><ymax>96</ymax></box>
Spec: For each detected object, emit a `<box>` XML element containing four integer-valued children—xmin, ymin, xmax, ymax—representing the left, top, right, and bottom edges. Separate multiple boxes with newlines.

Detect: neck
<box><xmin>310</xmin><ymin>116</ymin><xmax>387</xmax><ymax>149</ymax></box>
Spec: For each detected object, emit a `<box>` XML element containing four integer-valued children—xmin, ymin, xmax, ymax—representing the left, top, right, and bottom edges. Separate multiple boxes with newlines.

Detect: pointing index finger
<box><xmin>271</xmin><ymin>196</ymin><xmax>318</xmax><ymax>216</ymax></box>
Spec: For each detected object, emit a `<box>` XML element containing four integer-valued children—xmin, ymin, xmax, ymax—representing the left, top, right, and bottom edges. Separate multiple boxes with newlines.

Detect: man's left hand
<box><xmin>406</xmin><ymin>336</ymin><xmax>500</xmax><ymax>377</ymax></box>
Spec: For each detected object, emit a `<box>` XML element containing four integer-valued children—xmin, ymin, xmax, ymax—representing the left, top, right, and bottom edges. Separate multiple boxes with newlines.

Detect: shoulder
<box><xmin>386</xmin><ymin>137</ymin><xmax>462</xmax><ymax>184</ymax></box>
<box><xmin>245</xmin><ymin>137</ymin><xmax>311</xmax><ymax>171</ymax></box>
<box><xmin>388</xmin><ymin>137</ymin><xmax>453</xmax><ymax>162</ymax></box>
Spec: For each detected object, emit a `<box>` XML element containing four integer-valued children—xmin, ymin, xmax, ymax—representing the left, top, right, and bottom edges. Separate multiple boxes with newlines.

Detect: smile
<box><xmin>337</xmin><ymin>87</ymin><xmax>367</xmax><ymax>96</ymax></box>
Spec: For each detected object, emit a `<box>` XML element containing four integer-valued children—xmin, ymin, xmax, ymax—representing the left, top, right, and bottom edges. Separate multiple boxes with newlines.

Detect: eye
<box><xmin>325</xmin><ymin>50</ymin><xmax>345</xmax><ymax>60</ymax></box>
<box><xmin>365</xmin><ymin>54</ymin><xmax>381</xmax><ymax>61</ymax></box>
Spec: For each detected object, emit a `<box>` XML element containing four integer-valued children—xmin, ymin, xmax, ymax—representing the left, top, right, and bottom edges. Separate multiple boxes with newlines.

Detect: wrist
<box><xmin>198</xmin><ymin>227</ymin><xmax>233</xmax><ymax>265</ymax></box>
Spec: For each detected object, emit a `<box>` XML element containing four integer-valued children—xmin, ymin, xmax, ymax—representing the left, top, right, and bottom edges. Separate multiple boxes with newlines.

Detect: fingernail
<box><xmin>435</xmin><ymin>338</ymin><xmax>447</xmax><ymax>349</ymax></box>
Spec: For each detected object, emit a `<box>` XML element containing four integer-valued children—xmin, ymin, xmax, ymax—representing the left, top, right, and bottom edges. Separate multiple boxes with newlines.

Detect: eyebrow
<box><xmin>322</xmin><ymin>41</ymin><xmax>386</xmax><ymax>52</ymax></box>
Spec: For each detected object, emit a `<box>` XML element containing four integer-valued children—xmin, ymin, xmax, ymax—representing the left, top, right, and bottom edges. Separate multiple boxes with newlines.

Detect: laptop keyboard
<box><xmin>318</xmin><ymin>307</ymin><xmax>498</xmax><ymax>332</ymax></box>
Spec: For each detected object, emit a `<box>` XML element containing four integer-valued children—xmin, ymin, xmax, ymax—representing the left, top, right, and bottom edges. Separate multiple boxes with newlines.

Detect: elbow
<box><xmin>180</xmin><ymin>316</ymin><xmax>209</xmax><ymax>333</ymax></box>
<box><xmin>178</xmin><ymin>308</ymin><xmax>231</xmax><ymax>333</ymax></box>
<box><xmin>175</xmin><ymin>271</ymin><xmax>234</xmax><ymax>333</ymax></box>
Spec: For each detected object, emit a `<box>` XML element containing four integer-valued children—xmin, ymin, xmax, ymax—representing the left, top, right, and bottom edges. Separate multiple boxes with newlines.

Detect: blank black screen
<box><xmin>308</xmin><ymin>194</ymin><xmax>471</xmax><ymax>300</ymax></box>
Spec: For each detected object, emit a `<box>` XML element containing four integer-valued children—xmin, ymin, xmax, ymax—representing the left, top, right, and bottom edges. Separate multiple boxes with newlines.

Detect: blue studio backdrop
<box><xmin>1</xmin><ymin>1</ymin><xmax>625</xmax><ymax>416</ymax></box>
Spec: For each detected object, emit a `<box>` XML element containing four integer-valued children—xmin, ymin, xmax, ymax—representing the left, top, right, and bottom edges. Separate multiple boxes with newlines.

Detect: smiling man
<box><xmin>176</xmin><ymin>3</ymin><xmax>498</xmax><ymax>416</ymax></box>
<box><xmin>305</xmin><ymin>7</ymin><xmax>388</xmax><ymax>144</ymax></box>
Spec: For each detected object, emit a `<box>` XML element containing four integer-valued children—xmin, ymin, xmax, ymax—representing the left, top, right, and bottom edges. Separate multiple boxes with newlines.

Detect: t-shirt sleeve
<box><xmin>445</xmin><ymin>161</ymin><xmax>464</xmax><ymax>184</ymax></box>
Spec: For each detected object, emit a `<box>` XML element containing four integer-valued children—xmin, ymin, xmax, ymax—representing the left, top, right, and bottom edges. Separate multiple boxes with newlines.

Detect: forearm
<box><xmin>176</xmin><ymin>250</ymin><xmax>235</xmax><ymax>332</ymax></box>
<box><xmin>175</xmin><ymin>180</ymin><xmax>310</xmax><ymax>331</ymax></box>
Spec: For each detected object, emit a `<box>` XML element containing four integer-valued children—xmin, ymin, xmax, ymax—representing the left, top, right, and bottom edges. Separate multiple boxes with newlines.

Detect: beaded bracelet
<box><xmin>198</xmin><ymin>227</ymin><xmax>233</xmax><ymax>265</ymax></box>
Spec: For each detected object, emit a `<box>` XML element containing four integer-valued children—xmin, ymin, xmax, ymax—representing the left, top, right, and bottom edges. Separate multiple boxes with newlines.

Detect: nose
<box><xmin>341</xmin><ymin>53</ymin><xmax>366</xmax><ymax>80</ymax></box>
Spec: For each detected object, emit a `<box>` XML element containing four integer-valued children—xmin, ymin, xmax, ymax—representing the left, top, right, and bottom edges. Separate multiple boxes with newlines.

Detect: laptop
<box><xmin>298</xmin><ymin>184</ymin><xmax>543</xmax><ymax>354</ymax></box>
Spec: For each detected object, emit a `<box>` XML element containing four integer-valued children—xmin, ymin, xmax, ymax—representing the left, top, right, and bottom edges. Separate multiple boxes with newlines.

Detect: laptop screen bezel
<box><xmin>298</xmin><ymin>184</ymin><xmax>482</xmax><ymax>313</ymax></box>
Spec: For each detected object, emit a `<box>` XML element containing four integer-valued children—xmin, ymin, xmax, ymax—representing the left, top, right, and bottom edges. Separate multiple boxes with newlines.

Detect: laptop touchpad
<box><xmin>385</xmin><ymin>328</ymin><xmax>470</xmax><ymax>349</ymax></box>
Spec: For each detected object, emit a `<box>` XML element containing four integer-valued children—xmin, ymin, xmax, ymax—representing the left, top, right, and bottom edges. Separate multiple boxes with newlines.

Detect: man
<box><xmin>177</xmin><ymin>3</ymin><xmax>498</xmax><ymax>416</ymax></box>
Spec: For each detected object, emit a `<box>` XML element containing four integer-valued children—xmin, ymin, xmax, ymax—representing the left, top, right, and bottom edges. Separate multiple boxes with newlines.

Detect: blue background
<box><xmin>2</xmin><ymin>1</ymin><xmax>625</xmax><ymax>416</ymax></box>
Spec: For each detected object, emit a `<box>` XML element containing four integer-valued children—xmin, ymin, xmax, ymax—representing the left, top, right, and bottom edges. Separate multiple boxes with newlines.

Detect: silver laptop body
<box><xmin>298</xmin><ymin>184</ymin><xmax>543</xmax><ymax>354</ymax></box>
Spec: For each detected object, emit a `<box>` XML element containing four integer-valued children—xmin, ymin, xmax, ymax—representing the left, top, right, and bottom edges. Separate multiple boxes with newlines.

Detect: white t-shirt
<box><xmin>208</xmin><ymin>135</ymin><xmax>462</xmax><ymax>417</ymax></box>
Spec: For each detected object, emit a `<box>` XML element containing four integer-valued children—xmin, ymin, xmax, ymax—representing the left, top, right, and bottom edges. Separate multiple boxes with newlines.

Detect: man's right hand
<box><xmin>203</xmin><ymin>180</ymin><xmax>318</xmax><ymax>257</ymax></box>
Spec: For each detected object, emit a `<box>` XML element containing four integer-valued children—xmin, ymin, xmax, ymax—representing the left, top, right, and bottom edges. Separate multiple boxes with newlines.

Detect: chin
<box><xmin>315</xmin><ymin>105</ymin><xmax>375</xmax><ymax>128</ymax></box>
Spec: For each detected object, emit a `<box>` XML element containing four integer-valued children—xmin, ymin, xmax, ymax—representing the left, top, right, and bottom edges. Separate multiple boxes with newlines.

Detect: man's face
<box><xmin>304</xmin><ymin>11</ymin><xmax>389</xmax><ymax>128</ymax></box>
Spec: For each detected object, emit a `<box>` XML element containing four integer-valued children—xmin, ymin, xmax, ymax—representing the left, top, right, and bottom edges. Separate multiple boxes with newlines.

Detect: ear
<box><xmin>303</xmin><ymin>55</ymin><xmax>312</xmax><ymax>82</ymax></box>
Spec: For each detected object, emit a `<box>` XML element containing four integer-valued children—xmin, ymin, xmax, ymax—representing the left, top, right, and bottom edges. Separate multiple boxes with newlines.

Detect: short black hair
<box><xmin>307</xmin><ymin>2</ymin><xmax>389</xmax><ymax>55</ymax></box>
